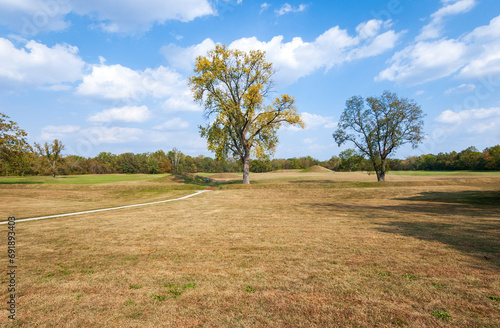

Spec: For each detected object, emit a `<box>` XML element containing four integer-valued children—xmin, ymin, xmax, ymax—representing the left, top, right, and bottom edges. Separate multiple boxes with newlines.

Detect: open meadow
<box><xmin>1</xmin><ymin>169</ymin><xmax>499</xmax><ymax>327</ymax></box>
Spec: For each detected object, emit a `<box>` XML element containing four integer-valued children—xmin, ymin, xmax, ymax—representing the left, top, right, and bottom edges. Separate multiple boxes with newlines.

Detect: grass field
<box><xmin>0</xmin><ymin>173</ymin><xmax>170</xmax><ymax>185</ymax></box>
<box><xmin>1</xmin><ymin>171</ymin><xmax>499</xmax><ymax>327</ymax></box>
<box><xmin>388</xmin><ymin>170</ymin><xmax>500</xmax><ymax>176</ymax></box>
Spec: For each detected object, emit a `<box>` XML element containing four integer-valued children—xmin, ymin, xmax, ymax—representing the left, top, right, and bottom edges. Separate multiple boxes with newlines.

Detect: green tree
<box><xmin>484</xmin><ymin>145</ymin><xmax>500</xmax><ymax>170</ymax></box>
<box><xmin>0</xmin><ymin>113</ymin><xmax>34</xmax><ymax>175</ymax></box>
<box><xmin>118</xmin><ymin>153</ymin><xmax>140</xmax><ymax>173</ymax></box>
<box><xmin>333</xmin><ymin>91</ymin><xmax>424</xmax><ymax>181</ymax></box>
<box><xmin>322</xmin><ymin>156</ymin><xmax>340</xmax><ymax>171</ymax></box>
<box><xmin>167</xmin><ymin>148</ymin><xmax>184</xmax><ymax>173</ymax></box>
<box><xmin>339</xmin><ymin>148</ymin><xmax>365</xmax><ymax>171</ymax></box>
<box><xmin>35</xmin><ymin>139</ymin><xmax>65</xmax><ymax>178</ymax></box>
<box><xmin>189</xmin><ymin>45</ymin><xmax>305</xmax><ymax>184</ymax></box>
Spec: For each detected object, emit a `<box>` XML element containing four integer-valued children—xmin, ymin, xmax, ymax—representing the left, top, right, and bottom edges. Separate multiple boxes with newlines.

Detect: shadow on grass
<box><xmin>397</xmin><ymin>190</ymin><xmax>500</xmax><ymax>207</ymax></box>
<box><xmin>311</xmin><ymin>190</ymin><xmax>500</xmax><ymax>267</ymax></box>
<box><xmin>171</xmin><ymin>173</ymin><xmax>242</xmax><ymax>188</ymax></box>
<box><xmin>373</xmin><ymin>218</ymin><xmax>500</xmax><ymax>270</ymax></box>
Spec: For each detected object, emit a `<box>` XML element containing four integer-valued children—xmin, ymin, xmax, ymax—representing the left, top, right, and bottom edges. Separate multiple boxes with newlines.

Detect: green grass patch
<box><xmin>431</xmin><ymin>311</ymin><xmax>451</xmax><ymax>319</ymax></box>
<box><xmin>0</xmin><ymin>174</ymin><xmax>170</xmax><ymax>185</ymax></box>
<box><xmin>388</xmin><ymin>170</ymin><xmax>500</xmax><ymax>176</ymax></box>
<box><xmin>245</xmin><ymin>285</ymin><xmax>256</xmax><ymax>293</ymax></box>
<box><xmin>129</xmin><ymin>285</ymin><xmax>142</xmax><ymax>289</ymax></box>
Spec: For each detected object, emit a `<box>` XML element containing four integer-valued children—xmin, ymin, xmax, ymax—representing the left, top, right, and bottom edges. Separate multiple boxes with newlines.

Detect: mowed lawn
<box><xmin>1</xmin><ymin>171</ymin><xmax>499</xmax><ymax>327</ymax></box>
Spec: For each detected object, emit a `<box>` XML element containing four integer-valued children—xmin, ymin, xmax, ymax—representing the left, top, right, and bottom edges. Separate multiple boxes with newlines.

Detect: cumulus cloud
<box><xmin>76</xmin><ymin>62</ymin><xmax>202</xmax><ymax>112</ymax></box>
<box><xmin>163</xmin><ymin>19</ymin><xmax>401</xmax><ymax>85</ymax></box>
<box><xmin>0</xmin><ymin>0</ymin><xmax>215</xmax><ymax>34</ymax></box>
<box><xmin>376</xmin><ymin>39</ymin><xmax>468</xmax><ymax>85</ymax></box>
<box><xmin>436</xmin><ymin>107</ymin><xmax>500</xmax><ymax>124</ymax></box>
<box><xmin>285</xmin><ymin>112</ymin><xmax>336</xmax><ymax>131</ymax></box>
<box><xmin>76</xmin><ymin>63</ymin><xmax>187</xmax><ymax>101</ymax></box>
<box><xmin>457</xmin><ymin>15</ymin><xmax>500</xmax><ymax>79</ymax></box>
<box><xmin>162</xmin><ymin>38</ymin><xmax>216</xmax><ymax>72</ymax></box>
<box><xmin>275</xmin><ymin>3</ymin><xmax>307</xmax><ymax>16</ymax></box>
<box><xmin>163</xmin><ymin>92</ymin><xmax>201</xmax><ymax>112</ymax></box>
<box><xmin>436</xmin><ymin>107</ymin><xmax>500</xmax><ymax>136</ymax></box>
<box><xmin>377</xmin><ymin>14</ymin><xmax>500</xmax><ymax>85</ymax></box>
<box><xmin>40</xmin><ymin>125</ymin><xmax>80</xmax><ymax>140</ymax></box>
<box><xmin>153</xmin><ymin>117</ymin><xmax>190</xmax><ymax>130</ymax></box>
<box><xmin>79</xmin><ymin>126</ymin><xmax>143</xmax><ymax>144</ymax></box>
<box><xmin>0</xmin><ymin>38</ymin><xmax>84</xmax><ymax>86</ymax></box>
<box><xmin>417</xmin><ymin>0</ymin><xmax>476</xmax><ymax>41</ymax></box>
<box><xmin>88</xmin><ymin>106</ymin><xmax>151</xmax><ymax>123</ymax></box>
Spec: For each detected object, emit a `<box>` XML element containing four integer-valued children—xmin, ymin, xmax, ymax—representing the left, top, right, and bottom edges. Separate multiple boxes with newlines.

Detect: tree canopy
<box><xmin>35</xmin><ymin>139</ymin><xmax>65</xmax><ymax>178</ymax></box>
<box><xmin>0</xmin><ymin>112</ymin><xmax>33</xmax><ymax>175</ymax></box>
<box><xmin>189</xmin><ymin>45</ymin><xmax>304</xmax><ymax>184</ymax></box>
<box><xmin>333</xmin><ymin>91</ymin><xmax>425</xmax><ymax>181</ymax></box>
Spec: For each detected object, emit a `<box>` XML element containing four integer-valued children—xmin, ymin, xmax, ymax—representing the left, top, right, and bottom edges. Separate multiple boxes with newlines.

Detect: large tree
<box><xmin>333</xmin><ymin>91</ymin><xmax>424</xmax><ymax>181</ymax></box>
<box><xmin>0</xmin><ymin>113</ymin><xmax>33</xmax><ymax>175</ymax></box>
<box><xmin>35</xmin><ymin>139</ymin><xmax>65</xmax><ymax>178</ymax></box>
<box><xmin>189</xmin><ymin>45</ymin><xmax>304</xmax><ymax>184</ymax></box>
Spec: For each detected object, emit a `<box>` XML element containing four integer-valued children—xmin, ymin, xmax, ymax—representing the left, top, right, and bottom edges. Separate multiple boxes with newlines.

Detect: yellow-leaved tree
<box><xmin>189</xmin><ymin>45</ymin><xmax>305</xmax><ymax>184</ymax></box>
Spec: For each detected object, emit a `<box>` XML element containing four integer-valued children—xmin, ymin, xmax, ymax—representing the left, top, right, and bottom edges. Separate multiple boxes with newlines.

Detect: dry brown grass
<box><xmin>1</xmin><ymin>171</ymin><xmax>499</xmax><ymax>327</ymax></box>
<box><xmin>0</xmin><ymin>175</ymin><xmax>202</xmax><ymax>220</ymax></box>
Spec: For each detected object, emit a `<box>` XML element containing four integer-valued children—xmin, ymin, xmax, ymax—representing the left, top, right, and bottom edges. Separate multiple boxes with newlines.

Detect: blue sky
<box><xmin>0</xmin><ymin>0</ymin><xmax>499</xmax><ymax>160</ymax></box>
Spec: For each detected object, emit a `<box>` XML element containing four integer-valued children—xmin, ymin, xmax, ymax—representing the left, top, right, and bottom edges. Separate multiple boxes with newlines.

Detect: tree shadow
<box><xmin>396</xmin><ymin>190</ymin><xmax>500</xmax><ymax>207</ymax></box>
<box><xmin>309</xmin><ymin>190</ymin><xmax>500</xmax><ymax>268</ymax></box>
<box><xmin>171</xmin><ymin>173</ymin><xmax>242</xmax><ymax>188</ymax></box>
<box><xmin>374</xmin><ymin>219</ymin><xmax>500</xmax><ymax>268</ymax></box>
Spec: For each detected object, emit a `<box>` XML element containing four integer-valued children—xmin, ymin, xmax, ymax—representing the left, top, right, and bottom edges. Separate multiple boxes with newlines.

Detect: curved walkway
<box><xmin>1</xmin><ymin>189</ymin><xmax>212</xmax><ymax>225</ymax></box>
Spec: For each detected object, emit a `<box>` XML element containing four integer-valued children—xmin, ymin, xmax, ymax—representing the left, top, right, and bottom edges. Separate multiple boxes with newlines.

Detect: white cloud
<box><xmin>0</xmin><ymin>38</ymin><xmax>84</xmax><ymax>86</ymax></box>
<box><xmin>40</xmin><ymin>125</ymin><xmax>80</xmax><ymax>140</ymax></box>
<box><xmin>164</xmin><ymin>19</ymin><xmax>401</xmax><ymax>85</ymax></box>
<box><xmin>88</xmin><ymin>106</ymin><xmax>151</xmax><ymax>123</ymax></box>
<box><xmin>302</xmin><ymin>112</ymin><xmax>337</xmax><ymax>129</ymax></box>
<box><xmin>356</xmin><ymin>19</ymin><xmax>383</xmax><ymax>39</ymax></box>
<box><xmin>418</xmin><ymin>0</ymin><xmax>476</xmax><ymax>41</ymax></box>
<box><xmin>378</xmin><ymin>10</ymin><xmax>500</xmax><ymax>85</ymax></box>
<box><xmin>76</xmin><ymin>64</ymin><xmax>187</xmax><ymax>102</ymax></box>
<box><xmin>286</xmin><ymin>112</ymin><xmax>336</xmax><ymax>131</ymax></box>
<box><xmin>275</xmin><ymin>3</ymin><xmax>306</xmax><ymax>16</ymax></box>
<box><xmin>161</xmin><ymin>38</ymin><xmax>216</xmax><ymax>72</ymax></box>
<box><xmin>163</xmin><ymin>92</ymin><xmax>201</xmax><ymax>112</ymax></box>
<box><xmin>79</xmin><ymin>126</ymin><xmax>143</xmax><ymax>144</ymax></box>
<box><xmin>153</xmin><ymin>117</ymin><xmax>189</xmax><ymax>130</ymax></box>
<box><xmin>376</xmin><ymin>39</ymin><xmax>468</xmax><ymax>85</ymax></box>
<box><xmin>417</xmin><ymin>0</ymin><xmax>476</xmax><ymax>41</ymax></box>
<box><xmin>0</xmin><ymin>0</ymin><xmax>215</xmax><ymax>34</ymax></box>
<box><xmin>457</xmin><ymin>15</ymin><xmax>500</xmax><ymax>79</ymax></box>
<box><xmin>435</xmin><ymin>107</ymin><xmax>500</xmax><ymax>140</ymax></box>
<box><xmin>260</xmin><ymin>2</ymin><xmax>270</xmax><ymax>14</ymax></box>
<box><xmin>444</xmin><ymin>83</ymin><xmax>476</xmax><ymax>95</ymax></box>
<box><xmin>0</xmin><ymin>0</ymin><xmax>71</xmax><ymax>34</ymax></box>
<box><xmin>436</xmin><ymin>107</ymin><xmax>500</xmax><ymax>125</ymax></box>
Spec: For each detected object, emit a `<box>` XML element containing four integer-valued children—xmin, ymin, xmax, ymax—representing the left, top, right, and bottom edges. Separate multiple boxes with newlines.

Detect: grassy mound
<box><xmin>300</xmin><ymin>165</ymin><xmax>334</xmax><ymax>173</ymax></box>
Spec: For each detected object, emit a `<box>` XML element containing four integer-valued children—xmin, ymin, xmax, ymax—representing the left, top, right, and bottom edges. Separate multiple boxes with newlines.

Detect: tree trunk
<box><xmin>377</xmin><ymin>159</ymin><xmax>386</xmax><ymax>182</ymax></box>
<box><xmin>242</xmin><ymin>151</ymin><xmax>250</xmax><ymax>184</ymax></box>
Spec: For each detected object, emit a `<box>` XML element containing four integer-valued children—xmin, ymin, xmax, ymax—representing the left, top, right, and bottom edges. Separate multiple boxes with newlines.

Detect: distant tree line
<box><xmin>1</xmin><ymin>113</ymin><xmax>499</xmax><ymax>176</ymax></box>
<box><xmin>1</xmin><ymin>144</ymin><xmax>498</xmax><ymax>177</ymax></box>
